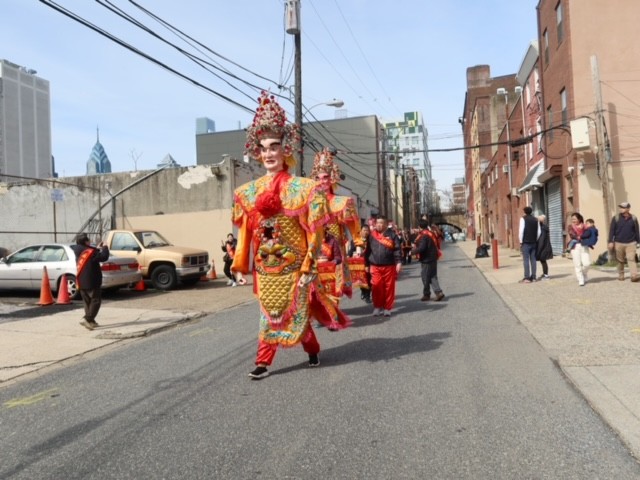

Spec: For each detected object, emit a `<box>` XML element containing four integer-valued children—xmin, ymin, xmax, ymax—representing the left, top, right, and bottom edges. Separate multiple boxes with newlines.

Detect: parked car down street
<box><xmin>0</xmin><ymin>244</ymin><xmax>142</xmax><ymax>300</ymax></box>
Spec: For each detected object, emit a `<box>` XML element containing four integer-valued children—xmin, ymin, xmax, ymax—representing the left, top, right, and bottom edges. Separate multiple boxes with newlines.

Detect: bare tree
<box><xmin>130</xmin><ymin>149</ymin><xmax>143</xmax><ymax>172</ymax></box>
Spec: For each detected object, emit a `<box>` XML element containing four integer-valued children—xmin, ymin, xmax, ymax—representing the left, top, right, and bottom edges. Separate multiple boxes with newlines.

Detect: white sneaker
<box><xmin>226</xmin><ymin>280</ymin><xmax>233</xmax><ymax>286</ymax></box>
<box><xmin>383</xmin><ymin>309</ymin><xmax>391</xmax><ymax>317</ymax></box>
<box><xmin>231</xmin><ymin>282</ymin><xmax>237</xmax><ymax>287</ymax></box>
<box><xmin>373</xmin><ymin>308</ymin><xmax>382</xmax><ymax>316</ymax></box>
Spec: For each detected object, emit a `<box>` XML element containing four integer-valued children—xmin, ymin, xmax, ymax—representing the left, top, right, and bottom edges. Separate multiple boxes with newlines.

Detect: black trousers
<box><xmin>223</xmin><ymin>259</ymin><xmax>234</xmax><ymax>281</ymax></box>
<box><xmin>80</xmin><ymin>288</ymin><xmax>102</xmax><ymax>322</ymax></box>
<box><xmin>540</xmin><ymin>260</ymin><xmax>549</xmax><ymax>276</ymax></box>
<box><xmin>420</xmin><ymin>261</ymin><xmax>442</xmax><ymax>297</ymax></box>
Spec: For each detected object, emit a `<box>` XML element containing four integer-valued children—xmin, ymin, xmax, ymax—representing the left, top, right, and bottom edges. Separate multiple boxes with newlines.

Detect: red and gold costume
<box><xmin>310</xmin><ymin>148</ymin><xmax>362</xmax><ymax>300</ymax></box>
<box><xmin>232</xmin><ymin>93</ymin><xmax>350</xmax><ymax>369</ymax></box>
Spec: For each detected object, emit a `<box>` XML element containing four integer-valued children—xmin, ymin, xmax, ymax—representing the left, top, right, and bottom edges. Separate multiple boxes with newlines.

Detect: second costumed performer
<box><xmin>231</xmin><ymin>91</ymin><xmax>351</xmax><ymax>380</ymax></box>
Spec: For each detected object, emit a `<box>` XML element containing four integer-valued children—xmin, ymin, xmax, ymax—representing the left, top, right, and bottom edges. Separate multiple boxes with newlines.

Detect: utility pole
<box><xmin>286</xmin><ymin>0</ymin><xmax>303</xmax><ymax>177</ymax></box>
<box><xmin>591</xmin><ymin>55</ymin><xmax>612</xmax><ymax>234</ymax></box>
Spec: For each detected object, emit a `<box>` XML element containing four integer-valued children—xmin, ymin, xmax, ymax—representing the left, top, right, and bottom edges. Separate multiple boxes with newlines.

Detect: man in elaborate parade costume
<box><xmin>309</xmin><ymin>148</ymin><xmax>363</xmax><ymax>303</ymax></box>
<box><xmin>231</xmin><ymin>92</ymin><xmax>350</xmax><ymax>380</ymax></box>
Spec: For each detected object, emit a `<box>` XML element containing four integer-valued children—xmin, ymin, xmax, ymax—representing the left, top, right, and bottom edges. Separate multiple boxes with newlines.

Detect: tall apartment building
<box><xmin>537</xmin><ymin>0</ymin><xmax>640</xmax><ymax>247</ymax></box>
<box><xmin>451</xmin><ymin>177</ymin><xmax>466</xmax><ymax>211</ymax></box>
<box><xmin>461</xmin><ymin>65</ymin><xmax>519</xmax><ymax>241</ymax></box>
<box><xmin>0</xmin><ymin>59</ymin><xmax>53</xmax><ymax>181</ymax></box>
<box><xmin>383</xmin><ymin>112</ymin><xmax>433</xmax><ymax>223</ymax></box>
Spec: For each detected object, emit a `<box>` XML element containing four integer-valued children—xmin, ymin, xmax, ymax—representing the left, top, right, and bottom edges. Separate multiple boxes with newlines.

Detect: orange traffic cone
<box><xmin>207</xmin><ymin>260</ymin><xmax>217</xmax><ymax>280</ymax></box>
<box><xmin>133</xmin><ymin>278</ymin><xmax>146</xmax><ymax>291</ymax></box>
<box><xmin>56</xmin><ymin>274</ymin><xmax>72</xmax><ymax>305</ymax></box>
<box><xmin>37</xmin><ymin>266</ymin><xmax>55</xmax><ymax>306</ymax></box>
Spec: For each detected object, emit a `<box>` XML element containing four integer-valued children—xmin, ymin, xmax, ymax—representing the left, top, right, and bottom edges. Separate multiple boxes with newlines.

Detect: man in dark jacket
<box><xmin>607</xmin><ymin>201</ymin><xmax>640</xmax><ymax>282</ymax></box>
<box><xmin>71</xmin><ymin>233</ymin><xmax>110</xmax><ymax>330</ymax></box>
<box><xmin>518</xmin><ymin>206</ymin><xmax>541</xmax><ymax>283</ymax></box>
<box><xmin>412</xmin><ymin>218</ymin><xmax>445</xmax><ymax>302</ymax></box>
<box><xmin>364</xmin><ymin>216</ymin><xmax>402</xmax><ymax>317</ymax></box>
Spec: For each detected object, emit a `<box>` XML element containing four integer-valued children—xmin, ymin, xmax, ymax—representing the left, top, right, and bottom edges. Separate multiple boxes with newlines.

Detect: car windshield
<box><xmin>135</xmin><ymin>231</ymin><xmax>171</xmax><ymax>248</ymax></box>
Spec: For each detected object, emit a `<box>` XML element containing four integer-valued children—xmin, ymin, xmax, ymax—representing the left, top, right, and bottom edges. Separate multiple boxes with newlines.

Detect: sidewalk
<box><xmin>457</xmin><ymin>239</ymin><xmax>640</xmax><ymax>460</ymax></box>
<box><xmin>0</xmin><ymin>278</ymin><xmax>255</xmax><ymax>384</ymax></box>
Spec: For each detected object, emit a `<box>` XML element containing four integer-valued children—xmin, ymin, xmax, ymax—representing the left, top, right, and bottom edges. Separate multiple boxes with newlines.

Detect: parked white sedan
<box><xmin>0</xmin><ymin>244</ymin><xmax>142</xmax><ymax>299</ymax></box>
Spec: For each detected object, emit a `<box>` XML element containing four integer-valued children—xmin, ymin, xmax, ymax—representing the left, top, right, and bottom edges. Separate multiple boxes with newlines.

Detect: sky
<box><xmin>1</xmin><ymin>0</ymin><xmax>539</xmax><ymax>191</ymax></box>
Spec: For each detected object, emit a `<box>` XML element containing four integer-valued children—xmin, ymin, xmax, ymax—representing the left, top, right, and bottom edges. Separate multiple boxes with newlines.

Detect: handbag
<box><xmin>223</xmin><ymin>252</ymin><xmax>231</xmax><ymax>262</ymax></box>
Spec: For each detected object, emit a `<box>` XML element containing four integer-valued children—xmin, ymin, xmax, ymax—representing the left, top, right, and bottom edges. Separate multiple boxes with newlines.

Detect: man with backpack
<box><xmin>607</xmin><ymin>201</ymin><xmax>640</xmax><ymax>282</ymax></box>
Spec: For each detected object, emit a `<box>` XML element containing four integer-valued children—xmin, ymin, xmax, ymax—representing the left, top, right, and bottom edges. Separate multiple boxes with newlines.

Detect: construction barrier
<box><xmin>37</xmin><ymin>266</ymin><xmax>55</xmax><ymax>306</ymax></box>
<box><xmin>56</xmin><ymin>274</ymin><xmax>72</xmax><ymax>305</ymax></box>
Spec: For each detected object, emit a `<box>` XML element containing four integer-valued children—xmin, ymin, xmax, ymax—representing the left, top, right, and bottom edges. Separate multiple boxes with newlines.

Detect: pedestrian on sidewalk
<box><xmin>607</xmin><ymin>201</ymin><xmax>640</xmax><ymax>282</ymax></box>
<box><xmin>221</xmin><ymin>233</ymin><xmax>238</xmax><ymax>287</ymax></box>
<box><xmin>365</xmin><ymin>215</ymin><xmax>402</xmax><ymax>317</ymax></box>
<box><xmin>567</xmin><ymin>212</ymin><xmax>592</xmax><ymax>286</ymax></box>
<box><xmin>518</xmin><ymin>206</ymin><xmax>541</xmax><ymax>283</ymax></box>
<box><xmin>536</xmin><ymin>214</ymin><xmax>553</xmax><ymax>280</ymax></box>
<box><xmin>412</xmin><ymin>218</ymin><xmax>445</xmax><ymax>302</ymax></box>
<box><xmin>71</xmin><ymin>233</ymin><xmax>110</xmax><ymax>330</ymax></box>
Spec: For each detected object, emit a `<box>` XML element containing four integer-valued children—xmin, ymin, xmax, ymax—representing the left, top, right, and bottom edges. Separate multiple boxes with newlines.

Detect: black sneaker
<box><xmin>248</xmin><ymin>366</ymin><xmax>269</xmax><ymax>379</ymax></box>
<box><xmin>308</xmin><ymin>355</ymin><xmax>320</xmax><ymax>367</ymax></box>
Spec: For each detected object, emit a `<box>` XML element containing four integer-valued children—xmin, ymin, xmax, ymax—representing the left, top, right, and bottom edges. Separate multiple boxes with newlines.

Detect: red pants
<box><xmin>255</xmin><ymin>326</ymin><xmax>320</xmax><ymax>366</ymax></box>
<box><xmin>370</xmin><ymin>264</ymin><xmax>397</xmax><ymax>310</ymax></box>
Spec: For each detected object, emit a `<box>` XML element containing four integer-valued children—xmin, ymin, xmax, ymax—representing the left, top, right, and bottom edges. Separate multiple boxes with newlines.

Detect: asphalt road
<box><xmin>1</xmin><ymin>246</ymin><xmax>639</xmax><ymax>479</ymax></box>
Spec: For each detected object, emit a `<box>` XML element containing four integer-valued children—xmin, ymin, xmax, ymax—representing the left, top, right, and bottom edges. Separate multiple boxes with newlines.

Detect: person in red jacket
<box><xmin>364</xmin><ymin>215</ymin><xmax>402</xmax><ymax>317</ymax></box>
<box><xmin>70</xmin><ymin>233</ymin><xmax>110</xmax><ymax>331</ymax></box>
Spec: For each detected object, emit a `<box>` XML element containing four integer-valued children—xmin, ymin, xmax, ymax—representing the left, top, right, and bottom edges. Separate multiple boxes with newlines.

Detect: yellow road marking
<box><xmin>571</xmin><ymin>298</ymin><xmax>592</xmax><ymax>305</ymax></box>
<box><xmin>631</xmin><ymin>328</ymin><xmax>640</xmax><ymax>334</ymax></box>
<box><xmin>4</xmin><ymin>388</ymin><xmax>59</xmax><ymax>409</ymax></box>
<box><xmin>188</xmin><ymin>327</ymin><xmax>213</xmax><ymax>337</ymax></box>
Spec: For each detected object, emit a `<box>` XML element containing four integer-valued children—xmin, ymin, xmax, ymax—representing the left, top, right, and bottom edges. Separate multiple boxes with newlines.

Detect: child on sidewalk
<box><xmin>581</xmin><ymin>218</ymin><xmax>599</xmax><ymax>249</ymax></box>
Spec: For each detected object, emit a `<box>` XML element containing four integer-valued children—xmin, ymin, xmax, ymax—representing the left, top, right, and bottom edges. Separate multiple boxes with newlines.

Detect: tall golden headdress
<box><xmin>310</xmin><ymin>147</ymin><xmax>341</xmax><ymax>185</ymax></box>
<box><xmin>245</xmin><ymin>91</ymin><xmax>299</xmax><ymax>167</ymax></box>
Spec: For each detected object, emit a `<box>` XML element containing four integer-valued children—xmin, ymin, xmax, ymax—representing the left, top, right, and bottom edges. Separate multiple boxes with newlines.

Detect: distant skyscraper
<box><xmin>0</xmin><ymin>59</ymin><xmax>53</xmax><ymax>181</ymax></box>
<box><xmin>157</xmin><ymin>153</ymin><xmax>180</xmax><ymax>168</ymax></box>
<box><xmin>196</xmin><ymin>117</ymin><xmax>215</xmax><ymax>134</ymax></box>
<box><xmin>87</xmin><ymin>127</ymin><xmax>111</xmax><ymax>175</ymax></box>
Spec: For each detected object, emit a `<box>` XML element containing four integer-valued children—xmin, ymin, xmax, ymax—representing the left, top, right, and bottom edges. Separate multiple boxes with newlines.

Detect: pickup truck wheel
<box><xmin>151</xmin><ymin>265</ymin><xmax>177</xmax><ymax>290</ymax></box>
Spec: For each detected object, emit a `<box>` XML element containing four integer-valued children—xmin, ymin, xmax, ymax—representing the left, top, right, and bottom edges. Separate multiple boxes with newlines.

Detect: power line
<box><xmin>96</xmin><ymin>0</ymin><xmax>259</xmax><ymax>103</ymax></box>
<box><xmin>331</xmin><ymin>0</ymin><xmax>403</xmax><ymax>116</ymax></box>
<box><xmin>39</xmin><ymin>0</ymin><xmax>256</xmax><ymax>113</ymax></box>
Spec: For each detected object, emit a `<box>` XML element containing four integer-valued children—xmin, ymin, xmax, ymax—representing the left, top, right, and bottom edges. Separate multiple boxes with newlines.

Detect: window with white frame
<box><xmin>556</xmin><ymin>2</ymin><xmax>564</xmax><ymax>44</ymax></box>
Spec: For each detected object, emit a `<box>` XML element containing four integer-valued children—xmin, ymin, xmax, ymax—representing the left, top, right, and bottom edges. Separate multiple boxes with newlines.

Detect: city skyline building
<box><xmin>0</xmin><ymin>59</ymin><xmax>53</xmax><ymax>181</ymax></box>
<box><xmin>86</xmin><ymin>127</ymin><xmax>111</xmax><ymax>175</ymax></box>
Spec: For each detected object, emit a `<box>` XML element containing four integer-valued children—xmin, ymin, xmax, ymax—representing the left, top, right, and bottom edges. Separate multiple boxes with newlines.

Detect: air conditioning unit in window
<box><xmin>502</xmin><ymin>165</ymin><xmax>509</xmax><ymax>173</ymax></box>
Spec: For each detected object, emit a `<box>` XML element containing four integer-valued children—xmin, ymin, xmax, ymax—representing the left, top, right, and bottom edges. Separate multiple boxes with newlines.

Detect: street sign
<box><xmin>50</xmin><ymin>189</ymin><xmax>64</xmax><ymax>202</ymax></box>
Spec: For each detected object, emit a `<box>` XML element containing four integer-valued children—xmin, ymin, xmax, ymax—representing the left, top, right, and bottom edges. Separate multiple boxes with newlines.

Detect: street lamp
<box><xmin>297</xmin><ymin>99</ymin><xmax>345</xmax><ymax>176</ymax></box>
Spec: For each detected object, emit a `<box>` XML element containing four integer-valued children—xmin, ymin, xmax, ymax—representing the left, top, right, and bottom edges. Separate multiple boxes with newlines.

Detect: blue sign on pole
<box><xmin>50</xmin><ymin>189</ymin><xmax>64</xmax><ymax>202</ymax></box>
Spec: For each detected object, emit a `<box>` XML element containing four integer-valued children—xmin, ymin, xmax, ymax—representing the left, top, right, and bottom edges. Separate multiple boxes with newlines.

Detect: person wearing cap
<box><xmin>607</xmin><ymin>201</ymin><xmax>640</xmax><ymax>282</ymax></box>
<box><xmin>231</xmin><ymin>92</ymin><xmax>350</xmax><ymax>380</ymax></box>
<box><xmin>70</xmin><ymin>233</ymin><xmax>110</xmax><ymax>330</ymax></box>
